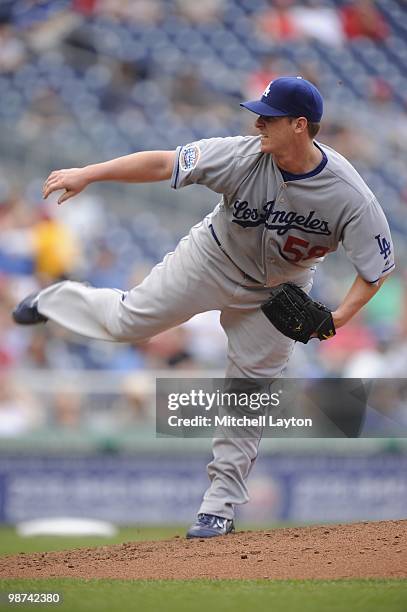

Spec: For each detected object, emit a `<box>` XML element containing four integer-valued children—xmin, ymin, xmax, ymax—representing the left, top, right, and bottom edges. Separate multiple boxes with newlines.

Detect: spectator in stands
<box><xmin>182</xmin><ymin>311</ymin><xmax>227</xmax><ymax>369</ymax></box>
<box><xmin>290</xmin><ymin>0</ymin><xmax>345</xmax><ymax>46</ymax></box>
<box><xmin>0</xmin><ymin>195</ymin><xmax>36</xmax><ymax>278</ymax></box>
<box><xmin>0</xmin><ymin>24</ymin><xmax>26</xmax><ymax>73</ymax></box>
<box><xmin>87</xmin><ymin>240</ymin><xmax>125</xmax><ymax>288</ymax></box>
<box><xmin>340</xmin><ymin>0</ymin><xmax>389</xmax><ymax>42</ymax></box>
<box><xmin>0</xmin><ymin>300</ymin><xmax>18</xmax><ymax>368</ymax></box>
<box><xmin>19</xmin><ymin>329</ymin><xmax>50</xmax><ymax>369</ymax></box>
<box><xmin>52</xmin><ymin>391</ymin><xmax>83</xmax><ymax>430</ymax></box>
<box><xmin>318</xmin><ymin>120</ymin><xmax>378</xmax><ymax>164</ymax></box>
<box><xmin>71</xmin><ymin>0</ymin><xmax>97</xmax><ymax>16</ymax></box>
<box><xmin>295</xmin><ymin>61</ymin><xmax>321</xmax><ymax>90</ymax></box>
<box><xmin>244</xmin><ymin>55</ymin><xmax>283</xmax><ymax>100</ymax></box>
<box><xmin>0</xmin><ymin>372</ymin><xmax>41</xmax><ymax>436</ymax></box>
<box><xmin>343</xmin><ymin>339</ymin><xmax>393</xmax><ymax>377</ymax></box>
<box><xmin>369</xmin><ymin>76</ymin><xmax>394</xmax><ymax>106</ymax></box>
<box><xmin>33</xmin><ymin>204</ymin><xmax>80</xmax><ymax>284</ymax></box>
<box><xmin>255</xmin><ymin>0</ymin><xmax>301</xmax><ymax>43</ymax></box>
<box><xmin>13</xmin><ymin>2</ymin><xmax>80</xmax><ymax>54</ymax></box>
<box><xmin>317</xmin><ymin>315</ymin><xmax>378</xmax><ymax>376</ymax></box>
<box><xmin>174</xmin><ymin>0</ymin><xmax>225</xmax><ymax>24</ymax></box>
<box><xmin>96</xmin><ymin>0</ymin><xmax>165</xmax><ymax>25</ymax></box>
<box><xmin>0</xmin><ymin>191</ymin><xmax>80</xmax><ymax>284</ymax></box>
<box><xmin>170</xmin><ymin>67</ymin><xmax>224</xmax><ymax>117</ymax></box>
<box><xmin>119</xmin><ymin>374</ymin><xmax>152</xmax><ymax>424</ymax></box>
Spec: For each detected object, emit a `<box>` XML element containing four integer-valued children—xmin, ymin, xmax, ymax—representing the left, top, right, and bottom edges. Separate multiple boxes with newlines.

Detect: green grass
<box><xmin>0</xmin><ymin>579</ymin><xmax>406</xmax><ymax>612</ymax></box>
<box><xmin>0</xmin><ymin>526</ymin><xmax>184</xmax><ymax>556</ymax></box>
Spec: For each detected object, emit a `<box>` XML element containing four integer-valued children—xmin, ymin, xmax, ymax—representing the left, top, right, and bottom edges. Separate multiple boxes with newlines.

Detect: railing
<box><xmin>1</xmin><ymin>369</ymin><xmax>405</xmax><ymax>454</ymax></box>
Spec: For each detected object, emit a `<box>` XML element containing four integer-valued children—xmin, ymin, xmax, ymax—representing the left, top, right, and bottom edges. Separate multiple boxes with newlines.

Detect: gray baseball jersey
<box><xmin>171</xmin><ymin>136</ymin><xmax>394</xmax><ymax>287</ymax></box>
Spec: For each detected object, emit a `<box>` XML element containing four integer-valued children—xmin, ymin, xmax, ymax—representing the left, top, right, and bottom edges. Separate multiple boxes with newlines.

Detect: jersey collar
<box><xmin>278</xmin><ymin>143</ymin><xmax>328</xmax><ymax>182</ymax></box>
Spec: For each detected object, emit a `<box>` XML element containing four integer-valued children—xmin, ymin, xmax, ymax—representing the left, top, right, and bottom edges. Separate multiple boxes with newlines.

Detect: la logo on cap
<box><xmin>263</xmin><ymin>81</ymin><xmax>272</xmax><ymax>97</ymax></box>
<box><xmin>263</xmin><ymin>75</ymin><xmax>303</xmax><ymax>98</ymax></box>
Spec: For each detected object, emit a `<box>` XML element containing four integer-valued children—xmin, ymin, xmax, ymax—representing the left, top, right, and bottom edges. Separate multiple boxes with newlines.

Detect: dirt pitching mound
<box><xmin>1</xmin><ymin>520</ymin><xmax>406</xmax><ymax>580</ymax></box>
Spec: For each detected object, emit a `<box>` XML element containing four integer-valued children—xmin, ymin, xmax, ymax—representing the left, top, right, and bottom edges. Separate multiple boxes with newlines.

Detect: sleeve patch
<box><xmin>179</xmin><ymin>143</ymin><xmax>200</xmax><ymax>171</ymax></box>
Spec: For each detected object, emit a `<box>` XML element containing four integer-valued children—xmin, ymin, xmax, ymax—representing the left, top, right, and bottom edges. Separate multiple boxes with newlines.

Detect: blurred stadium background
<box><xmin>0</xmin><ymin>0</ymin><xmax>406</xmax><ymax>537</ymax></box>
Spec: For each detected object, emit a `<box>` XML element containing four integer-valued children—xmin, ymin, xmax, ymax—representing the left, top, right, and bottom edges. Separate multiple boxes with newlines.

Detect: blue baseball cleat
<box><xmin>186</xmin><ymin>513</ymin><xmax>235</xmax><ymax>539</ymax></box>
<box><xmin>12</xmin><ymin>291</ymin><xmax>48</xmax><ymax>325</ymax></box>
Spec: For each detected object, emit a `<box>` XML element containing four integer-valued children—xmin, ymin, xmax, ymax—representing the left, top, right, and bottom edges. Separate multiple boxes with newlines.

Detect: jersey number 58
<box><xmin>282</xmin><ymin>235</ymin><xmax>329</xmax><ymax>262</ymax></box>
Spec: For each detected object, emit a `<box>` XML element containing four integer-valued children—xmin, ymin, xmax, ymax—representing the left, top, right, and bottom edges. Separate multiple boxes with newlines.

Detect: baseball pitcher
<box><xmin>13</xmin><ymin>77</ymin><xmax>394</xmax><ymax>538</ymax></box>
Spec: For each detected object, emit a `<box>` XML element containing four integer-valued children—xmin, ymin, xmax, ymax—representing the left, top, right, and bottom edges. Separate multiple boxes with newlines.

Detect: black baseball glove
<box><xmin>261</xmin><ymin>282</ymin><xmax>336</xmax><ymax>344</ymax></box>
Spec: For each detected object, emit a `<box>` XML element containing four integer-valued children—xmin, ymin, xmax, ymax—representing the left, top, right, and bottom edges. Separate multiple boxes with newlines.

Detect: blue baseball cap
<box><xmin>240</xmin><ymin>76</ymin><xmax>323</xmax><ymax>122</ymax></box>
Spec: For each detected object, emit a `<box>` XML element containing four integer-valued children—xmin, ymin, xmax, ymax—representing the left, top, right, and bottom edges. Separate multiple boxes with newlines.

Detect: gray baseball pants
<box><xmin>37</xmin><ymin>219</ymin><xmax>295</xmax><ymax>520</ymax></box>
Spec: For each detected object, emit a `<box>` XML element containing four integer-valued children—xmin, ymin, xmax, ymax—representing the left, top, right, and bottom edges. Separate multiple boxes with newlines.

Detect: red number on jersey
<box><xmin>282</xmin><ymin>235</ymin><xmax>329</xmax><ymax>262</ymax></box>
<box><xmin>282</xmin><ymin>236</ymin><xmax>309</xmax><ymax>262</ymax></box>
